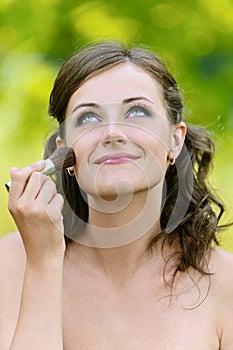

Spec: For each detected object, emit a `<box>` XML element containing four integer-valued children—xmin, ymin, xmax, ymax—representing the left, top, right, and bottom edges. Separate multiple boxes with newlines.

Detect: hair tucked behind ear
<box><xmin>152</xmin><ymin>122</ymin><xmax>225</xmax><ymax>280</ymax></box>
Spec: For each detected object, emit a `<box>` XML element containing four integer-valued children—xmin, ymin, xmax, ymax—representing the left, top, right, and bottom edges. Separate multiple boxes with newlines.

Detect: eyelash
<box><xmin>74</xmin><ymin>103</ymin><xmax>153</xmax><ymax>126</ymax></box>
<box><xmin>74</xmin><ymin>109</ymin><xmax>101</xmax><ymax>126</ymax></box>
<box><xmin>126</xmin><ymin>103</ymin><xmax>153</xmax><ymax>118</ymax></box>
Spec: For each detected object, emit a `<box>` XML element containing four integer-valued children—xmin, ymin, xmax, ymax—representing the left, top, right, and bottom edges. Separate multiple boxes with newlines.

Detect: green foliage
<box><xmin>0</xmin><ymin>0</ymin><xmax>232</xmax><ymax>251</ymax></box>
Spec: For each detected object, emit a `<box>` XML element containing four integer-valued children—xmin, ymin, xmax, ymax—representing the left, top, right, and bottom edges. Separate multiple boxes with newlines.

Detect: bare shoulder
<box><xmin>0</xmin><ymin>230</ymin><xmax>24</xmax><ymax>249</ymax></box>
<box><xmin>0</xmin><ymin>231</ymin><xmax>26</xmax><ymax>291</ymax></box>
<box><xmin>210</xmin><ymin>247</ymin><xmax>233</xmax><ymax>286</ymax></box>
<box><xmin>0</xmin><ymin>232</ymin><xmax>26</xmax><ymax>349</ymax></box>
<box><xmin>209</xmin><ymin>247</ymin><xmax>233</xmax><ymax>298</ymax></box>
<box><xmin>0</xmin><ymin>231</ymin><xmax>26</xmax><ymax>271</ymax></box>
<box><xmin>209</xmin><ymin>247</ymin><xmax>233</xmax><ymax>349</ymax></box>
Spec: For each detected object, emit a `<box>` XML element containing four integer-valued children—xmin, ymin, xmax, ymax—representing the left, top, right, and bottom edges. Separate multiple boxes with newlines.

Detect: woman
<box><xmin>1</xmin><ymin>42</ymin><xmax>233</xmax><ymax>349</ymax></box>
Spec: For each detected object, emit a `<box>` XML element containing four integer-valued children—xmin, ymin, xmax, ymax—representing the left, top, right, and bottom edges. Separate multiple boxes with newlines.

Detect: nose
<box><xmin>101</xmin><ymin>122</ymin><xmax>128</xmax><ymax>147</ymax></box>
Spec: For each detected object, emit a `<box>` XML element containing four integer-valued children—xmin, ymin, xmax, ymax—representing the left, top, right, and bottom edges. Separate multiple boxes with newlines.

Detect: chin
<box><xmin>78</xmin><ymin>165</ymin><xmax>165</xmax><ymax>199</ymax></box>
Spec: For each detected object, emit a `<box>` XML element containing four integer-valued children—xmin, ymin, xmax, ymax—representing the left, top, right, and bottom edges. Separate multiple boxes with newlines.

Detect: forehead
<box><xmin>65</xmin><ymin>62</ymin><xmax>165</xmax><ymax>117</ymax></box>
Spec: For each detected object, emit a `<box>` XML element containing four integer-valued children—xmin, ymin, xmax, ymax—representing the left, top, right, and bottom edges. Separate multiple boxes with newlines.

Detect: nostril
<box><xmin>102</xmin><ymin>135</ymin><xmax>127</xmax><ymax>146</ymax></box>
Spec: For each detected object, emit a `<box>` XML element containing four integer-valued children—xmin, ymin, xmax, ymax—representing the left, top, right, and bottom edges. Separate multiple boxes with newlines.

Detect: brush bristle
<box><xmin>48</xmin><ymin>146</ymin><xmax>76</xmax><ymax>170</ymax></box>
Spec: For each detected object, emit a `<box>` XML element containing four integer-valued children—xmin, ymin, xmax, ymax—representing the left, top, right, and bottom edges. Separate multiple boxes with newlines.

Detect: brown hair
<box><xmin>45</xmin><ymin>41</ymin><xmax>226</xmax><ymax>282</ymax></box>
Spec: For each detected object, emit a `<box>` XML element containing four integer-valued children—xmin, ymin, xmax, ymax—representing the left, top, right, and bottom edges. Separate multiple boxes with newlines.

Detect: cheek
<box><xmin>147</xmin><ymin>132</ymin><xmax>167</xmax><ymax>164</ymax></box>
<box><xmin>143</xmin><ymin>138</ymin><xmax>168</xmax><ymax>186</ymax></box>
<box><xmin>128</xmin><ymin>123</ymin><xmax>171</xmax><ymax>166</ymax></box>
<box><xmin>67</xmin><ymin>131</ymin><xmax>100</xmax><ymax>193</ymax></box>
<box><xmin>72</xmin><ymin>144</ymin><xmax>96</xmax><ymax>194</ymax></box>
<box><xmin>65</xmin><ymin>124</ymin><xmax>101</xmax><ymax>163</ymax></box>
<box><xmin>70</xmin><ymin>138</ymin><xmax>95</xmax><ymax>171</ymax></box>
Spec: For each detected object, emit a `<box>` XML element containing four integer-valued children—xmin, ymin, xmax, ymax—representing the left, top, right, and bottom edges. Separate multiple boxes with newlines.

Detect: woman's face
<box><xmin>63</xmin><ymin>62</ymin><xmax>185</xmax><ymax>200</ymax></box>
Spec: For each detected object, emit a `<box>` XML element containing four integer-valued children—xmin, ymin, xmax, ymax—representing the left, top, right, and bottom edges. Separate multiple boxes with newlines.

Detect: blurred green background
<box><xmin>0</xmin><ymin>0</ymin><xmax>233</xmax><ymax>251</ymax></box>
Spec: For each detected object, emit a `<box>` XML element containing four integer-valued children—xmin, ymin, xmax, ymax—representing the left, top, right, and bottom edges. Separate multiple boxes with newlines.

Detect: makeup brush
<box><xmin>5</xmin><ymin>146</ymin><xmax>76</xmax><ymax>192</ymax></box>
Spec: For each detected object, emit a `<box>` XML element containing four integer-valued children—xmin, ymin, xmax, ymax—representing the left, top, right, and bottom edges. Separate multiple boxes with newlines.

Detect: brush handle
<box><xmin>5</xmin><ymin>159</ymin><xmax>55</xmax><ymax>192</ymax></box>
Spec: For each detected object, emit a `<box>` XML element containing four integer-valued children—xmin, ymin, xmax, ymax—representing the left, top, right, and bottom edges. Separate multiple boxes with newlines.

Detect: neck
<box><xmin>70</xmin><ymin>183</ymin><xmax>166</xmax><ymax>284</ymax></box>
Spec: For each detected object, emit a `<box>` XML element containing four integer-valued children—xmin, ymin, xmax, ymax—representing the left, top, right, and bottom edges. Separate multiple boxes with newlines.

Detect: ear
<box><xmin>170</xmin><ymin>122</ymin><xmax>186</xmax><ymax>159</ymax></box>
<box><xmin>56</xmin><ymin>136</ymin><xmax>64</xmax><ymax>148</ymax></box>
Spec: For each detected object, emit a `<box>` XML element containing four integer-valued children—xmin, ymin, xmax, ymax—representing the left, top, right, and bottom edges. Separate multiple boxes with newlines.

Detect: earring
<box><xmin>67</xmin><ymin>168</ymin><xmax>75</xmax><ymax>176</ymax></box>
<box><xmin>167</xmin><ymin>153</ymin><xmax>175</xmax><ymax>166</ymax></box>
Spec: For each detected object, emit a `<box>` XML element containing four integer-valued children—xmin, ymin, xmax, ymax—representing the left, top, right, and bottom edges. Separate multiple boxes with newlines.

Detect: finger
<box><xmin>39</xmin><ymin>179</ymin><xmax>57</xmax><ymax>204</ymax></box>
<box><xmin>46</xmin><ymin>193</ymin><xmax>64</xmax><ymax>225</ymax></box>
<box><xmin>49</xmin><ymin>193</ymin><xmax>64</xmax><ymax>212</ymax></box>
<box><xmin>24</xmin><ymin>172</ymin><xmax>51</xmax><ymax>200</ymax></box>
<box><xmin>9</xmin><ymin>161</ymin><xmax>46</xmax><ymax>200</ymax></box>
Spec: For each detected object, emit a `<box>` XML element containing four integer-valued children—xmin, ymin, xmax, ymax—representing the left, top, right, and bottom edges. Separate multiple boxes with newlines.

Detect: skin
<box><xmin>1</xmin><ymin>63</ymin><xmax>233</xmax><ymax>349</ymax></box>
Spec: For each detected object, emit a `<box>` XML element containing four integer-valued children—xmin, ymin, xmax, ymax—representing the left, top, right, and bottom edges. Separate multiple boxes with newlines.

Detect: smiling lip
<box><xmin>94</xmin><ymin>153</ymin><xmax>140</xmax><ymax>165</ymax></box>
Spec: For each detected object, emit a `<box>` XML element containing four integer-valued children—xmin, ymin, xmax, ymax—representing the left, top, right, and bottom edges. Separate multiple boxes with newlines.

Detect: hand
<box><xmin>8</xmin><ymin>162</ymin><xmax>65</xmax><ymax>265</ymax></box>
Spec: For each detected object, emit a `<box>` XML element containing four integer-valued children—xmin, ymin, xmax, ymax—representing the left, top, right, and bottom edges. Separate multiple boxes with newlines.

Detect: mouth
<box><xmin>94</xmin><ymin>153</ymin><xmax>140</xmax><ymax>165</ymax></box>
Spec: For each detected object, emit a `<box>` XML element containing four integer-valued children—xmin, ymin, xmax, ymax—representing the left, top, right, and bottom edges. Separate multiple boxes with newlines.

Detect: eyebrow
<box><xmin>72</xmin><ymin>102</ymin><xmax>100</xmax><ymax>113</ymax></box>
<box><xmin>122</xmin><ymin>96</ymin><xmax>154</xmax><ymax>105</ymax></box>
<box><xmin>71</xmin><ymin>96</ymin><xmax>154</xmax><ymax>113</ymax></box>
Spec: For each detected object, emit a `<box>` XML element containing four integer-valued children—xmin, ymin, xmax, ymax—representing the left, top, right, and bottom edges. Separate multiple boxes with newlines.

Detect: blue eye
<box><xmin>76</xmin><ymin>112</ymin><xmax>100</xmax><ymax>126</ymax></box>
<box><xmin>126</xmin><ymin>106</ymin><xmax>152</xmax><ymax>118</ymax></box>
